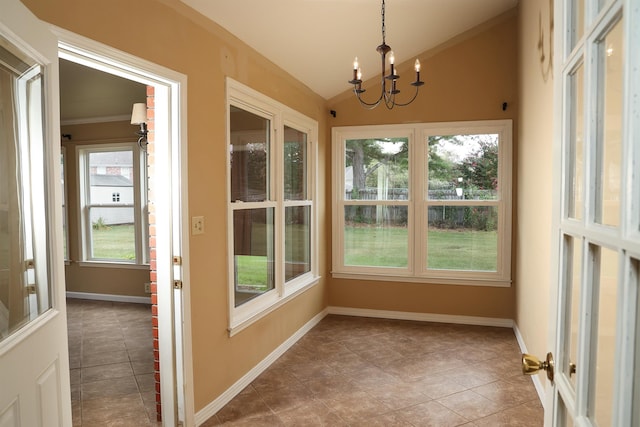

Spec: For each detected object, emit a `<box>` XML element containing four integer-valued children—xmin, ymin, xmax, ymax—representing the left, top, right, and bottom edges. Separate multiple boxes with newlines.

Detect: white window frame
<box><xmin>77</xmin><ymin>142</ymin><xmax>149</xmax><ymax>266</ymax></box>
<box><xmin>332</xmin><ymin>120</ymin><xmax>512</xmax><ymax>287</ymax></box>
<box><xmin>61</xmin><ymin>146</ymin><xmax>69</xmax><ymax>262</ymax></box>
<box><xmin>226</xmin><ymin>78</ymin><xmax>319</xmax><ymax>335</ymax></box>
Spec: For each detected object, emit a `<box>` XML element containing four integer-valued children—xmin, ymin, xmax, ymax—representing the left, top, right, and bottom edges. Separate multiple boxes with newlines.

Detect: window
<box><xmin>227</xmin><ymin>78</ymin><xmax>318</xmax><ymax>334</ymax></box>
<box><xmin>77</xmin><ymin>144</ymin><xmax>148</xmax><ymax>265</ymax></box>
<box><xmin>332</xmin><ymin>120</ymin><xmax>512</xmax><ymax>285</ymax></box>
<box><xmin>61</xmin><ymin>148</ymin><xmax>69</xmax><ymax>261</ymax></box>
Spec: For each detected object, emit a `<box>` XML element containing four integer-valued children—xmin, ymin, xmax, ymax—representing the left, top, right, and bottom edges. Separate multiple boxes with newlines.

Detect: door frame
<box><xmin>53</xmin><ymin>27</ymin><xmax>194</xmax><ymax>426</ymax></box>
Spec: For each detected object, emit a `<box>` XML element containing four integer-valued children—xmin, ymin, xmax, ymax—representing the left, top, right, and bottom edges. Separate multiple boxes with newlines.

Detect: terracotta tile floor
<box><xmin>66</xmin><ymin>298</ymin><xmax>161</xmax><ymax>426</ymax></box>
<box><xmin>203</xmin><ymin>315</ymin><xmax>543</xmax><ymax>426</ymax></box>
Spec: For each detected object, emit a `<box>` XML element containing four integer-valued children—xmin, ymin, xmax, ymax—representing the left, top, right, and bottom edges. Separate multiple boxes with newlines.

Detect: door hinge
<box><xmin>24</xmin><ymin>259</ymin><xmax>35</xmax><ymax>269</ymax></box>
<box><xmin>173</xmin><ymin>280</ymin><xmax>183</xmax><ymax>290</ymax></box>
<box><xmin>26</xmin><ymin>285</ymin><xmax>37</xmax><ymax>294</ymax></box>
<box><xmin>173</xmin><ymin>256</ymin><xmax>182</xmax><ymax>266</ymax></box>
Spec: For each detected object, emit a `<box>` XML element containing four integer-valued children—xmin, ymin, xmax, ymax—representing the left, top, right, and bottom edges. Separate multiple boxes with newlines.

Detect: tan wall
<box><xmin>22</xmin><ymin>0</ymin><xmax>328</xmax><ymax>412</ymax></box>
<box><xmin>326</xmin><ymin>10</ymin><xmax>518</xmax><ymax>320</ymax></box>
<box><xmin>515</xmin><ymin>0</ymin><xmax>554</xmax><ymax>380</ymax></box>
<box><xmin>61</xmin><ymin>121</ymin><xmax>150</xmax><ymax>297</ymax></box>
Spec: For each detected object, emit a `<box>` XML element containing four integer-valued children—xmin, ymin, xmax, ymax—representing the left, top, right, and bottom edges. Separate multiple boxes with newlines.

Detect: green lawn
<box><xmin>344</xmin><ymin>225</ymin><xmax>497</xmax><ymax>271</ymax></box>
<box><xmin>91</xmin><ymin>224</ymin><xmax>135</xmax><ymax>260</ymax></box>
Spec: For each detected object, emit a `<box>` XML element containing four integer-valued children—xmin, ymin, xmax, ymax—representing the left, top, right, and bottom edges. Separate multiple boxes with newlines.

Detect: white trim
<box><xmin>513</xmin><ymin>322</ymin><xmax>546</xmax><ymax>405</ymax></box>
<box><xmin>65</xmin><ymin>291</ymin><xmax>151</xmax><ymax>305</ymax></box>
<box><xmin>330</xmin><ymin>272</ymin><xmax>511</xmax><ymax>287</ymax></box>
<box><xmin>327</xmin><ymin>306</ymin><xmax>514</xmax><ymax>328</ymax></box>
<box><xmin>194</xmin><ymin>309</ymin><xmax>328</xmax><ymax>426</ymax></box>
<box><xmin>60</xmin><ymin>114</ymin><xmax>130</xmax><ymax>126</ymax></box>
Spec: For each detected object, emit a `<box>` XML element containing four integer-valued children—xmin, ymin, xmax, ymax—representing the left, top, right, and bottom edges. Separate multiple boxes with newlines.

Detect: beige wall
<box><xmin>22</xmin><ymin>0</ymin><xmax>328</xmax><ymax>411</ymax></box>
<box><xmin>515</xmin><ymin>0</ymin><xmax>554</xmax><ymax>381</ymax></box>
<box><xmin>326</xmin><ymin>10</ymin><xmax>518</xmax><ymax>320</ymax></box>
<box><xmin>61</xmin><ymin>121</ymin><xmax>151</xmax><ymax>298</ymax></box>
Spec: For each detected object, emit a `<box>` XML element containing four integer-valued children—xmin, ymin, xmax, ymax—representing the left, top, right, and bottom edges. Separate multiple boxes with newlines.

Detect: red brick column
<box><xmin>145</xmin><ymin>85</ymin><xmax>162</xmax><ymax>422</ymax></box>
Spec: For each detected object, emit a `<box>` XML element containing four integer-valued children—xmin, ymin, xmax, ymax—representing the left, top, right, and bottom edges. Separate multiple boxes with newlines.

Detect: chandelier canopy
<box><xmin>348</xmin><ymin>0</ymin><xmax>424</xmax><ymax>109</ymax></box>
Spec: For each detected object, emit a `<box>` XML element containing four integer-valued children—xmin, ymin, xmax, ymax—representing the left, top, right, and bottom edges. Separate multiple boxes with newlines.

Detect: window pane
<box><xmin>233</xmin><ymin>208</ymin><xmax>274</xmax><ymax>307</ymax></box>
<box><xmin>344</xmin><ymin>205</ymin><xmax>408</xmax><ymax>267</ymax></box>
<box><xmin>565</xmin><ymin>235</ymin><xmax>582</xmax><ymax>389</ymax></box>
<box><xmin>571</xmin><ymin>0</ymin><xmax>584</xmax><ymax>50</ymax></box>
<box><xmin>568</xmin><ymin>64</ymin><xmax>585</xmax><ymax>220</ymax></box>
<box><xmin>632</xmin><ymin>259</ymin><xmax>640</xmax><ymax>427</ymax></box>
<box><xmin>427</xmin><ymin>134</ymin><xmax>498</xmax><ymax>201</ymax></box>
<box><xmin>595</xmin><ymin>20</ymin><xmax>623</xmax><ymax>227</ymax></box>
<box><xmin>592</xmin><ymin>246</ymin><xmax>618</xmax><ymax>426</ymax></box>
<box><xmin>285</xmin><ymin>206</ymin><xmax>310</xmax><ymax>281</ymax></box>
<box><xmin>426</xmin><ymin>206</ymin><xmax>497</xmax><ymax>271</ymax></box>
<box><xmin>230</xmin><ymin>106</ymin><xmax>270</xmax><ymax>202</ymax></box>
<box><xmin>284</xmin><ymin>126</ymin><xmax>307</xmax><ymax>200</ymax></box>
<box><xmin>61</xmin><ymin>151</ymin><xmax>67</xmax><ymax>260</ymax></box>
<box><xmin>89</xmin><ymin>207</ymin><xmax>135</xmax><ymax>261</ymax></box>
<box><xmin>344</xmin><ymin>138</ymin><xmax>408</xmax><ymax>201</ymax></box>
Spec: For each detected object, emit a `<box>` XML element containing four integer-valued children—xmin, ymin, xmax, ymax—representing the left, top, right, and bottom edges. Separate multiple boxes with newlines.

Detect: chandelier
<box><xmin>348</xmin><ymin>0</ymin><xmax>424</xmax><ymax>109</ymax></box>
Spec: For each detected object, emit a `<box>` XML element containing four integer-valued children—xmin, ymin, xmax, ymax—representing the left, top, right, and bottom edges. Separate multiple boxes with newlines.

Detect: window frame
<box><xmin>226</xmin><ymin>78</ymin><xmax>319</xmax><ymax>335</ymax></box>
<box><xmin>76</xmin><ymin>142</ymin><xmax>149</xmax><ymax>266</ymax></box>
<box><xmin>332</xmin><ymin>120</ymin><xmax>512</xmax><ymax>287</ymax></box>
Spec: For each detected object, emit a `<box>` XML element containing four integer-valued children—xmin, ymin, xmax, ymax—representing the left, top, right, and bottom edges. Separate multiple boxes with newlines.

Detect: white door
<box><xmin>0</xmin><ymin>1</ymin><xmax>71</xmax><ymax>426</ymax></box>
<box><xmin>537</xmin><ymin>0</ymin><xmax>640</xmax><ymax>425</ymax></box>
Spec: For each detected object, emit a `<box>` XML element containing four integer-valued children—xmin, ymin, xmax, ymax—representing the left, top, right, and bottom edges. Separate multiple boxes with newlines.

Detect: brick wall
<box><xmin>145</xmin><ymin>85</ymin><xmax>162</xmax><ymax>422</ymax></box>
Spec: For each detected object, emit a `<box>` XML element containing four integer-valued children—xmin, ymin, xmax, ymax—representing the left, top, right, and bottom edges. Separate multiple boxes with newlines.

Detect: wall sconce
<box><xmin>130</xmin><ymin>102</ymin><xmax>148</xmax><ymax>150</ymax></box>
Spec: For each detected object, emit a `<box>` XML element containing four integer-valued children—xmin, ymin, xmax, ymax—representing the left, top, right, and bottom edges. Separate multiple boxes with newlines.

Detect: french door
<box><xmin>549</xmin><ymin>0</ymin><xmax>640</xmax><ymax>425</ymax></box>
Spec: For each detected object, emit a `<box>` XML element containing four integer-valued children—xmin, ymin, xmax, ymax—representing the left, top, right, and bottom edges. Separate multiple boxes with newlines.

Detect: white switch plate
<box><xmin>191</xmin><ymin>216</ymin><xmax>205</xmax><ymax>235</ymax></box>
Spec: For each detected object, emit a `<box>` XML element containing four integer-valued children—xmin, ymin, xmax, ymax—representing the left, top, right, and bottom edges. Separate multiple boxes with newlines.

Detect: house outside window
<box><xmin>77</xmin><ymin>143</ymin><xmax>148</xmax><ymax>265</ymax></box>
<box><xmin>332</xmin><ymin>120</ymin><xmax>512</xmax><ymax>286</ymax></box>
<box><xmin>227</xmin><ymin>78</ymin><xmax>318</xmax><ymax>334</ymax></box>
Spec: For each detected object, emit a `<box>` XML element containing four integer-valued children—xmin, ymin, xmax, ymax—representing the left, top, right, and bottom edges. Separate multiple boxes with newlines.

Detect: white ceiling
<box><xmin>58</xmin><ymin>0</ymin><xmax>518</xmax><ymax>122</ymax></box>
<box><xmin>180</xmin><ymin>0</ymin><xmax>519</xmax><ymax>99</ymax></box>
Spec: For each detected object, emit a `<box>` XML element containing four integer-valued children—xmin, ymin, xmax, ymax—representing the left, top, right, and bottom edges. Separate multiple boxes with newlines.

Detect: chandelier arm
<box><xmin>389</xmin><ymin>85</ymin><xmax>421</xmax><ymax>107</ymax></box>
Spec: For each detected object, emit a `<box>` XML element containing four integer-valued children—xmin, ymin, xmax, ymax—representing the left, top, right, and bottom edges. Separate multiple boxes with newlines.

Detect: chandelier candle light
<box><xmin>348</xmin><ymin>0</ymin><xmax>424</xmax><ymax>109</ymax></box>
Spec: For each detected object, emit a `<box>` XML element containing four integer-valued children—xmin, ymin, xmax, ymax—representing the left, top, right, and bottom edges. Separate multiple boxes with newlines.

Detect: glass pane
<box><xmin>88</xmin><ymin>150</ymin><xmax>134</xmax><ymax>203</ymax></box>
<box><xmin>285</xmin><ymin>206</ymin><xmax>310</xmax><ymax>281</ymax></box>
<box><xmin>284</xmin><ymin>126</ymin><xmax>307</xmax><ymax>200</ymax></box>
<box><xmin>344</xmin><ymin>138</ymin><xmax>408</xmax><ymax>201</ymax></box>
<box><xmin>233</xmin><ymin>208</ymin><xmax>274</xmax><ymax>307</ymax></box>
<box><xmin>558</xmin><ymin>394</ymin><xmax>574</xmax><ymax>426</ymax></box>
<box><xmin>229</xmin><ymin>106</ymin><xmax>270</xmax><ymax>202</ymax></box>
<box><xmin>0</xmin><ymin>35</ymin><xmax>50</xmax><ymax>341</ymax></box>
<box><xmin>565</xmin><ymin>235</ymin><xmax>582</xmax><ymax>389</ymax></box>
<box><xmin>427</xmin><ymin>134</ymin><xmax>498</xmax><ymax>201</ymax></box>
<box><xmin>571</xmin><ymin>0</ymin><xmax>585</xmax><ymax>50</ymax></box>
<box><xmin>592</xmin><ymin>246</ymin><xmax>618</xmax><ymax>426</ymax></box>
<box><xmin>568</xmin><ymin>64</ymin><xmax>585</xmax><ymax>219</ymax></box>
<box><xmin>344</xmin><ymin>205</ymin><xmax>408</xmax><ymax>267</ymax></box>
<box><xmin>89</xmin><ymin>207</ymin><xmax>135</xmax><ymax>261</ymax></box>
<box><xmin>426</xmin><ymin>206</ymin><xmax>497</xmax><ymax>271</ymax></box>
<box><xmin>595</xmin><ymin>20</ymin><xmax>623</xmax><ymax>227</ymax></box>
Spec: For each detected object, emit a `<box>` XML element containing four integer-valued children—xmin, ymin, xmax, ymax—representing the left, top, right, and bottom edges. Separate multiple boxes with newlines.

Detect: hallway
<box><xmin>203</xmin><ymin>314</ymin><xmax>543</xmax><ymax>426</ymax></box>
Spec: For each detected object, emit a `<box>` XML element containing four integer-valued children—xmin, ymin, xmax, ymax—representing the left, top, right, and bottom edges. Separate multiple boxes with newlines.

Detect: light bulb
<box><xmin>414</xmin><ymin>59</ymin><xmax>421</xmax><ymax>72</ymax></box>
<box><xmin>353</xmin><ymin>57</ymin><xmax>359</xmax><ymax>69</ymax></box>
<box><xmin>389</xmin><ymin>51</ymin><xmax>395</xmax><ymax>65</ymax></box>
<box><xmin>357</xmin><ymin>68</ymin><xmax>362</xmax><ymax>80</ymax></box>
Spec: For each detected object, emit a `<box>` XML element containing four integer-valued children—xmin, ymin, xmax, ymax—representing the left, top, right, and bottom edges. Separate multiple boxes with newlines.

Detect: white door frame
<box><xmin>52</xmin><ymin>28</ymin><xmax>194</xmax><ymax>426</ymax></box>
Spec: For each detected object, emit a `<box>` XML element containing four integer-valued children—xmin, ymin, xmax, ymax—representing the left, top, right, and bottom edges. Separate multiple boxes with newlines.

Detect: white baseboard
<box><xmin>327</xmin><ymin>306</ymin><xmax>514</xmax><ymax>328</ymax></box>
<box><xmin>513</xmin><ymin>323</ymin><xmax>545</xmax><ymax>405</ymax></box>
<box><xmin>194</xmin><ymin>308</ymin><xmax>329</xmax><ymax>426</ymax></box>
<box><xmin>66</xmin><ymin>291</ymin><xmax>151</xmax><ymax>304</ymax></box>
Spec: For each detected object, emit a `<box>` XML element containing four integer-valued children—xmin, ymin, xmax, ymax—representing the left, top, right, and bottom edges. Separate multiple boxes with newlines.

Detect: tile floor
<box><xmin>203</xmin><ymin>315</ymin><xmax>543</xmax><ymax>426</ymax></box>
<box><xmin>67</xmin><ymin>298</ymin><xmax>161</xmax><ymax>426</ymax></box>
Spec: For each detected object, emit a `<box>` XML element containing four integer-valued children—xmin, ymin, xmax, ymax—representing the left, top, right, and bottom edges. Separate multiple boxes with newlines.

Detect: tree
<box><xmin>457</xmin><ymin>136</ymin><xmax>498</xmax><ymax>191</ymax></box>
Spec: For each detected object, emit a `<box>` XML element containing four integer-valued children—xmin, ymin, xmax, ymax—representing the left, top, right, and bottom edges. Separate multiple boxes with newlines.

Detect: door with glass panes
<box><xmin>538</xmin><ymin>0</ymin><xmax>640</xmax><ymax>425</ymax></box>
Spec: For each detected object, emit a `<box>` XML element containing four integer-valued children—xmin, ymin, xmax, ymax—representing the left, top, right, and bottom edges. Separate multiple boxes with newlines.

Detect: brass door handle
<box><xmin>522</xmin><ymin>352</ymin><xmax>554</xmax><ymax>382</ymax></box>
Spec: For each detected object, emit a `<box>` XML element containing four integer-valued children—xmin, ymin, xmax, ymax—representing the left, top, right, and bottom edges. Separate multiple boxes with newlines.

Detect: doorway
<box><xmin>56</xmin><ymin>30</ymin><xmax>193</xmax><ymax>426</ymax></box>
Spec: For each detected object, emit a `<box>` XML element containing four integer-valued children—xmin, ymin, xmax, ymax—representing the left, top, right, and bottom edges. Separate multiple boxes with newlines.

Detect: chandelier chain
<box><xmin>381</xmin><ymin>0</ymin><xmax>386</xmax><ymax>44</ymax></box>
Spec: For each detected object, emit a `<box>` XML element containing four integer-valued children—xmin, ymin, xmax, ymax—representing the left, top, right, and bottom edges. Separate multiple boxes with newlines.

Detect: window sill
<box><xmin>331</xmin><ymin>271</ymin><xmax>511</xmax><ymax>287</ymax></box>
<box><xmin>228</xmin><ymin>275</ymin><xmax>321</xmax><ymax>337</ymax></box>
<box><xmin>77</xmin><ymin>261</ymin><xmax>150</xmax><ymax>270</ymax></box>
